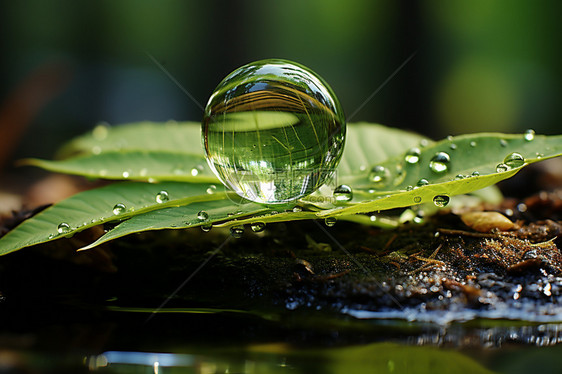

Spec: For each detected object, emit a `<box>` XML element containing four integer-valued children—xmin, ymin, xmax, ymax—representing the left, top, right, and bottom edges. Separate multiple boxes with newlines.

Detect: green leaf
<box><xmin>83</xmin><ymin>202</ymin><xmax>319</xmax><ymax>250</ymax></box>
<box><xmin>319</xmin><ymin>133</ymin><xmax>562</xmax><ymax>217</ymax></box>
<box><xmin>29</xmin><ymin>122</ymin><xmax>428</xmax><ymax>184</ymax></box>
<box><xmin>80</xmin><ymin>199</ymin><xmax>271</xmax><ymax>250</ymax></box>
<box><xmin>57</xmin><ymin>121</ymin><xmax>203</xmax><ymax>158</ymax></box>
<box><xmin>0</xmin><ymin>182</ymin><xmax>226</xmax><ymax>255</ymax></box>
<box><xmin>337</xmin><ymin>122</ymin><xmax>431</xmax><ymax>180</ymax></box>
<box><xmin>22</xmin><ymin>151</ymin><xmax>218</xmax><ymax>183</ymax></box>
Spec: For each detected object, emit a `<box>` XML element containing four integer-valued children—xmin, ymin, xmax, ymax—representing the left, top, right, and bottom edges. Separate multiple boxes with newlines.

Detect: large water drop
<box><xmin>202</xmin><ymin>59</ymin><xmax>346</xmax><ymax>204</ymax></box>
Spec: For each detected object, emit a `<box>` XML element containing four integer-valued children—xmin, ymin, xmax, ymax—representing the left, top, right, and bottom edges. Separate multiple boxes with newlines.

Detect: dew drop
<box><xmin>406</xmin><ymin>185</ymin><xmax>414</xmax><ymax>191</ymax></box>
<box><xmin>190</xmin><ymin>167</ymin><xmax>199</xmax><ymax>176</ymax></box>
<box><xmin>333</xmin><ymin>184</ymin><xmax>353</xmax><ymax>204</ymax></box>
<box><xmin>416</xmin><ymin>178</ymin><xmax>429</xmax><ymax>187</ymax></box>
<box><xmin>449</xmin><ymin>143</ymin><xmax>457</xmax><ymax>150</ymax></box>
<box><xmin>433</xmin><ymin>195</ymin><xmax>450</xmax><ymax>207</ymax></box>
<box><xmin>413</xmin><ymin>196</ymin><xmax>422</xmax><ymax>204</ymax></box>
<box><xmin>206</xmin><ymin>185</ymin><xmax>217</xmax><ymax>194</ymax></box>
<box><xmin>324</xmin><ymin>217</ymin><xmax>337</xmax><ymax>227</ymax></box>
<box><xmin>112</xmin><ymin>203</ymin><xmax>126</xmax><ymax>215</ymax></box>
<box><xmin>429</xmin><ymin>152</ymin><xmax>450</xmax><ymax>173</ymax></box>
<box><xmin>470</xmin><ymin>141</ymin><xmax>477</xmax><ymax>147</ymax></box>
<box><xmin>404</xmin><ymin>148</ymin><xmax>421</xmax><ymax>164</ymax></box>
<box><xmin>504</xmin><ymin>152</ymin><xmax>525</xmax><ymax>169</ymax></box>
<box><xmin>413</xmin><ymin>215</ymin><xmax>424</xmax><ymax>224</ymax></box>
<box><xmin>369</xmin><ymin>166</ymin><xmax>390</xmax><ymax>184</ymax></box>
<box><xmin>419</xmin><ymin>139</ymin><xmax>429</xmax><ymax>148</ymax></box>
<box><xmin>524</xmin><ymin>129</ymin><xmax>535</xmax><ymax>142</ymax></box>
<box><xmin>292</xmin><ymin>206</ymin><xmax>303</xmax><ymax>213</ymax></box>
<box><xmin>92</xmin><ymin>146</ymin><xmax>102</xmax><ymax>155</ymax></box>
<box><xmin>472</xmin><ymin>171</ymin><xmax>480</xmax><ymax>176</ymax></box>
<box><xmin>92</xmin><ymin>123</ymin><xmax>109</xmax><ymax>140</ymax></box>
<box><xmin>250</xmin><ymin>222</ymin><xmax>266</xmax><ymax>233</ymax></box>
<box><xmin>122</xmin><ymin>171</ymin><xmax>130</xmax><ymax>178</ymax></box>
<box><xmin>202</xmin><ymin>59</ymin><xmax>346</xmax><ymax>204</ymax></box>
<box><xmin>500</xmin><ymin>139</ymin><xmax>508</xmax><ymax>147</ymax></box>
<box><xmin>496</xmin><ymin>163</ymin><xmax>508</xmax><ymax>173</ymax></box>
<box><xmin>201</xmin><ymin>224</ymin><xmax>212</xmax><ymax>232</ymax></box>
<box><xmin>230</xmin><ymin>225</ymin><xmax>245</xmax><ymax>238</ymax></box>
<box><xmin>57</xmin><ymin>222</ymin><xmax>70</xmax><ymax>234</ymax></box>
<box><xmin>139</xmin><ymin>168</ymin><xmax>148</xmax><ymax>177</ymax></box>
<box><xmin>197</xmin><ymin>211</ymin><xmax>209</xmax><ymax>221</ymax></box>
<box><xmin>48</xmin><ymin>234</ymin><xmax>54</xmax><ymax>239</ymax></box>
<box><xmin>156</xmin><ymin>190</ymin><xmax>169</xmax><ymax>203</ymax></box>
<box><xmin>455</xmin><ymin>174</ymin><xmax>465</xmax><ymax>180</ymax></box>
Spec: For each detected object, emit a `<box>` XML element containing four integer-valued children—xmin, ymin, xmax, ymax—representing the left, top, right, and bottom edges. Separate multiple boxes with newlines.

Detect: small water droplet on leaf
<box><xmin>156</xmin><ymin>190</ymin><xmax>169</xmax><ymax>203</ymax></box>
<box><xmin>57</xmin><ymin>222</ymin><xmax>70</xmax><ymax>234</ymax></box>
<box><xmin>496</xmin><ymin>163</ymin><xmax>508</xmax><ymax>172</ymax></box>
<box><xmin>404</xmin><ymin>148</ymin><xmax>421</xmax><ymax>164</ymax></box>
<box><xmin>112</xmin><ymin>203</ymin><xmax>126</xmax><ymax>215</ymax></box>
<box><xmin>524</xmin><ymin>129</ymin><xmax>535</xmax><ymax>141</ymax></box>
<box><xmin>333</xmin><ymin>185</ymin><xmax>353</xmax><ymax>204</ymax></box>
<box><xmin>230</xmin><ymin>225</ymin><xmax>244</xmax><ymax>238</ymax></box>
<box><xmin>250</xmin><ymin>222</ymin><xmax>266</xmax><ymax>232</ymax></box>
<box><xmin>197</xmin><ymin>211</ymin><xmax>209</xmax><ymax>221</ymax></box>
<box><xmin>417</xmin><ymin>178</ymin><xmax>429</xmax><ymax>187</ymax></box>
<box><xmin>504</xmin><ymin>152</ymin><xmax>525</xmax><ymax>169</ymax></box>
<box><xmin>429</xmin><ymin>152</ymin><xmax>450</xmax><ymax>173</ymax></box>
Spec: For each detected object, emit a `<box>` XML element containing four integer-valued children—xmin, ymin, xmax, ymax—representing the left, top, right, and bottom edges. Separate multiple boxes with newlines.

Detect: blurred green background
<box><xmin>0</xmin><ymin>0</ymin><xmax>560</xmax><ymax>172</ymax></box>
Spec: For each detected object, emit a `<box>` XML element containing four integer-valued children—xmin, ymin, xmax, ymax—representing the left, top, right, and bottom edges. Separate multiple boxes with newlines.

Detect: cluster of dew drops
<box><xmin>325</xmin><ymin>129</ymin><xmax>538</xmax><ymax>228</ymax></box>
<box><xmin>51</xmin><ymin>130</ymin><xmax>538</xmax><ymax>240</ymax></box>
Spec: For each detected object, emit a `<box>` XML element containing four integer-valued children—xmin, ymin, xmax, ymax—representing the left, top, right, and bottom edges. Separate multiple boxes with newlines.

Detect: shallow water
<box><xmin>2</xmin><ymin>309</ymin><xmax>562</xmax><ymax>374</ymax></box>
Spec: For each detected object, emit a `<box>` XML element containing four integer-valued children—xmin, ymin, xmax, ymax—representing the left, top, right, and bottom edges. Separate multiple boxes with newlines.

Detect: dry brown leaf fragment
<box><xmin>460</xmin><ymin>211</ymin><xmax>515</xmax><ymax>233</ymax></box>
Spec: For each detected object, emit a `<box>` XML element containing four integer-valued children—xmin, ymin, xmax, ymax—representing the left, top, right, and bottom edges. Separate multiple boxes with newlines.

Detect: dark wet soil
<box><xmin>1</xmin><ymin>180</ymin><xmax>561</xmax><ymax>353</ymax></box>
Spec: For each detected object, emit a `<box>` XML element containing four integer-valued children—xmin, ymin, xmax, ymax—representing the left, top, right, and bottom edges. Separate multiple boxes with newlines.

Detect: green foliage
<box><xmin>0</xmin><ymin>121</ymin><xmax>560</xmax><ymax>254</ymax></box>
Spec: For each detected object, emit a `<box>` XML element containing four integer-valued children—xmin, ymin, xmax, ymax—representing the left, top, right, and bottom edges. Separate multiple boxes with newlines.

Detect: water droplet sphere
<box><xmin>202</xmin><ymin>59</ymin><xmax>346</xmax><ymax>204</ymax></box>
